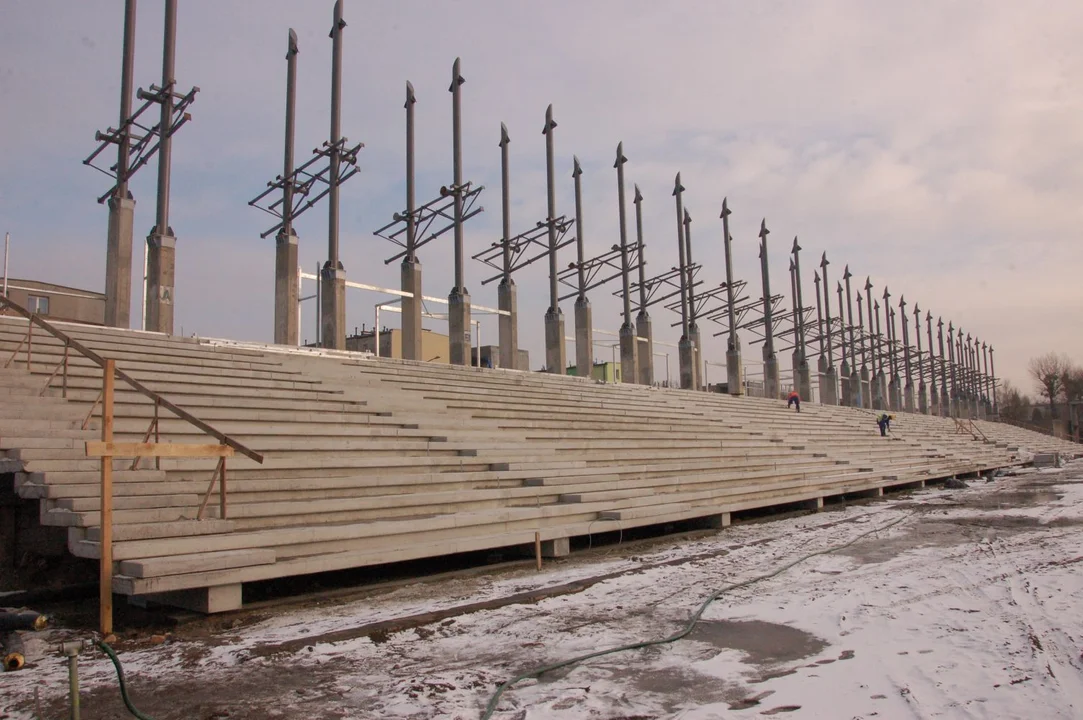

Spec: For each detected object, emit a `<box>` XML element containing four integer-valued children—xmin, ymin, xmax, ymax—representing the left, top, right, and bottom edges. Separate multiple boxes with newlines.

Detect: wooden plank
<box><xmin>100</xmin><ymin>359</ymin><xmax>114</xmax><ymax>636</ymax></box>
<box><xmin>85</xmin><ymin>442</ymin><xmax>235</xmax><ymax>458</ymax></box>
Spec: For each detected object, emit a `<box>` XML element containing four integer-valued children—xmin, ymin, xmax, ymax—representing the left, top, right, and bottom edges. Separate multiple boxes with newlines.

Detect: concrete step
<box><xmin>118</xmin><ymin>548</ymin><xmax>276</xmax><ymax>579</ymax></box>
<box><xmin>83</xmin><ymin>519</ymin><xmax>235</xmax><ymax>544</ymax></box>
<box><xmin>46</xmin><ymin>505</ymin><xmax>213</xmax><ymax>528</ymax></box>
<box><xmin>55</xmin><ymin>493</ymin><xmax>199</xmax><ymax>512</ymax></box>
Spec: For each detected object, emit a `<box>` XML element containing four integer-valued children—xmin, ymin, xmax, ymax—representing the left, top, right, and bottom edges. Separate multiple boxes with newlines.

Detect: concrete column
<box><xmin>145</xmin><ymin>231</ymin><xmax>176</xmax><ymax>334</ymax></box>
<box><xmin>860</xmin><ymin>367</ymin><xmax>871</xmax><ymax>409</ymax></box>
<box><xmin>619</xmin><ymin>323</ymin><xmax>637</xmax><ymax>384</ymax></box>
<box><xmin>498</xmin><ymin>279</ymin><xmax>518</xmax><ymax>370</ymax></box>
<box><xmin>545</xmin><ymin>310</ymin><xmax>566</xmax><ymax>374</ymax></box>
<box><xmin>400</xmin><ymin>259</ymin><xmax>423</xmax><ymax>361</ymax></box>
<box><xmin>690</xmin><ymin>323</ymin><xmax>703</xmax><ymax>390</ymax></box>
<box><xmin>904</xmin><ymin>382</ymin><xmax>915</xmax><ymax>413</ymax></box>
<box><xmin>872</xmin><ymin>371</ymin><xmax>885</xmax><ymax>410</ymax></box>
<box><xmin>887</xmin><ymin>377</ymin><xmax>898</xmax><ymax>411</ymax></box>
<box><xmin>274</xmin><ymin>231</ymin><xmax>299</xmax><ymax>345</ymax></box>
<box><xmin>840</xmin><ymin>359</ymin><xmax>852</xmax><ymax>406</ymax></box>
<box><xmin>636</xmin><ymin>312</ymin><xmax>653</xmax><ymax>385</ymax></box>
<box><xmin>822</xmin><ymin>367</ymin><xmax>839</xmax><ymax>405</ymax></box>
<box><xmin>929</xmin><ymin>386</ymin><xmax>939</xmax><ymax>416</ymax></box>
<box><xmin>917</xmin><ymin>381</ymin><xmax>928</xmax><ymax>414</ymax></box>
<box><xmin>574</xmin><ymin>298</ymin><xmax>592</xmax><ymax>379</ymax></box>
<box><xmin>449</xmin><ymin>290</ymin><xmax>472</xmax><ymax>366</ymax></box>
<box><xmin>320</xmin><ymin>263</ymin><xmax>346</xmax><ymax>350</ymax></box>
<box><xmin>850</xmin><ymin>369</ymin><xmax>862</xmax><ymax>409</ymax></box>
<box><xmin>798</xmin><ymin>359</ymin><xmax>812</xmax><ymax>403</ymax></box>
<box><xmin>727</xmin><ymin>345</ymin><xmax>743</xmax><ymax>396</ymax></box>
<box><xmin>817</xmin><ymin>354</ymin><xmax>828</xmax><ymax>403</ymax></box>
<box><xmin>679</xmin><ymin>338</ymin><xmax>698</xmax><ymax>390</ymax></box>
<box><xmin>763</xmin><ymin>346</ymin><xmax>779</xmax><ymax>399</ymax></box>
<box><xmin>104</xmin><ymin>196</ymin><xmax>136</xmax><ymax>329</ymax></box>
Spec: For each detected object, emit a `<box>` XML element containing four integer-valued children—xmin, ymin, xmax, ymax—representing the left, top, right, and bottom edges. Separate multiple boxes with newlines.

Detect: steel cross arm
<box><xmin>556</xmin><ymin>243</ymin><xmax>643</xmax><ymax>303</ymax></box>
<box><xmin>707</xmin><ymin>297</ymin><xmax>761</xmax><ymax>336</ymax></box>
<box><xmin>712</xmin><ymin>295</ymin><xmax>783</xmax><ymax>338</ymax></box>
<box><xmin>377</xmin><ymin>182</ymin><xmax>485</xmax><ymax>264</ymax></box>
<box><xmin>687</xmin><ymin>284</ymin><xmax>732</xmax><ymax>322</ymax></box>
<box><xmin>85</xmin><ymin>86</ymin><xmax>200</xmax><ymax>204</ymax></box>
<box><xmin>472</xmin><ymin>215</ymin><xmax>575</xmax><ymax>285</ymax></box>
<box><xmin>249</xmin><ymin>139</ymin><xmax>364</xmax><ymax>238</ymax></box>
<box><xmin>701</xmin><ymin>282</ymin><xmax>752</xmax><ymax>323</ymax></box>
<box><xmin>619</xmin><ymin>265</ymin><xmax>688</xmax><ymax>311</ymax></box>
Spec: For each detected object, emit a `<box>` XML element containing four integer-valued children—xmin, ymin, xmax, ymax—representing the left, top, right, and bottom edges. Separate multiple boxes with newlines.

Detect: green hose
<box><xmin>480</xmin><ymin>512</ymin><xmax>911</xmax><ymax>719</ymax></box>
<box><xmin>95</xmin><ymin>641</ymin><xmax>157</xmax><ymax>720</ymax></box>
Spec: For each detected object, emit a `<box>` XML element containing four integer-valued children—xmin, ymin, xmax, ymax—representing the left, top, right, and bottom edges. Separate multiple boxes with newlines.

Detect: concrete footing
<box><xmin>498</xmin><ymin>280</ymin><xmax>518</xmax><ymax>370</ymax></box>
<box><xmin>320</xmin><ymin>263</ymin><xmax>346</xmax><ymax>350</ymax></box>
<box><xmin>904</xmin><ymin>383</ymin><xmax>915</xmax><ymax>413</ymax></box>
<box><xmin>145</xmin><ymin>231</ymin><xmax>176</xmax><ymax>335</ymax></box>
<box><xmin>806</xmin><ymin>497</ymin><xmax>824</xmax><ymax>512</ymax></box>
<box><xmin>679</xmin><ymin>337</ymin><xmax>697</xmax><ymax>390</ymax></box>
<box><xmin>690</xmin><ymin>324</ymin><xmax>703</xmax><ymax>390</ymax></box>
<box><xmin>401</xmin><ymin>260</ymin><xmax>423</xmax><ymax>361</ymax></box>
<box><xmin>544</xmin><ymin>309</ymin><xmax>566</xmax><ymax>374</ymax></box>
<box><xmin>142</xmin><ymin>583</ymin><xmax>242</xmax><ymax>614</ymax></box>
<box><xmin>822</xmin><ymin>367</ymin><xmax>838</xmax><ymax>405</ymax></box>
<box><xmin>840</xmin><ymin>361</ymin><xmax>852</xmax><ymax>406</ymax></box>
<box><xmin>917</xmin><ymin>382</ymin><xmax>928</xmax><ymax>414</ymax></box>
<box><xmin>541</xmin><ymin>537</ymin><xmax>570</xmax><ymax>558</ymax></box>
<box><xmin>764</xmin><ymin>352</ymin><xmax>780</xmax><ymax>399</ymax></box>
<box><xmin>636</xmin><ymin>312</ymin><xmax>653</xmax><ymax>386</ymax></box>
<box><xmin>850</xmin><ymin>371</ymin><xmax>862</xmax><ymax>408</ymax></box>
<box><xmin>699</xmin><ymin>512</ymin><xmax>731</xmax><ymax>530</ymax></box>
<box><xmin>105</xmin><ymin>196</ymin><xmax>136</xmax><ymax>329</ymax></box>
<box><xmin>448</xmin><ymin>290</ymin><xmax>471</xmax><ymax>366</ymax></box>
<box><xmin>574</xmin><ymin>298</ymin><xmax>592</xmax><ymax>379</ymax></box>
<box><xmin>727</xmin><ymin>347</ymin><xmax>743</xmax><ymax>395</ymax></box>
<box><xmin>274</xmin><ymin>231</ymin><xmax>300</xmax><ymax>346</ymax></box>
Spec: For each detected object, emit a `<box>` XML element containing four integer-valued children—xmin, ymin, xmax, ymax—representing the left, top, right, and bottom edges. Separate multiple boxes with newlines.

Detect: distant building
<box><xmin>1</xmin><ymin>279</ymin><xmax>105</xmax><ymax>325</ymax></box>
<box><xmin>474</xmin><ymin>344</ymin><xmax>529</xmax><ymax>370</ymax></box>
<box><xmin>346</xmin><ymin>327</ymin><xmax>450</xmax><ymax>362</ymax></box>
<box><xmin>567</xmin><ymin>360</ymin><xmax>622</xmax><ymax>383</ymax></box>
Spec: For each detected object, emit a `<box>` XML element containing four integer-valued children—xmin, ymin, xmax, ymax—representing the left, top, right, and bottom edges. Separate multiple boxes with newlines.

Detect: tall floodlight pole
<box><xmin>790</xmin><ymin>237</ymin><xmax>811</xmax><ymax>401</ymax></box>
<box><xmin>966</xmin><ymin>334</ymin><xmax>977</xmax><ymax>417</ymax></box>
<box><xmin>947</xmin><ymin>322</ymin><xmax>958</xmax><ymax>417</ymax></box>
<box><xmin>900</xmin><ymin>296</ymin><xmax>914</xmax><ymax>412</ymax></box>
<box><xmin>819</xmin><ymin>253</ymin><xmax>837</xmax><ymax>405</ymax></box>
<box><xmin>814</xmin><ymin>270</ymin><xmax>825</xmax><ymax>363</ymax></box>
<box><xmin>837</xmin><ymin>282</ymin><xmax>851</xmax><ymax>406</ymax></box>
<box><xmin>881</xmin><ymin>287</ymin><xmax>896</xmax><ymax>410</ymax></box>
<box><xmin>926</xmin><ymin>312</ymin><xmax>938</xmax><ymax>415</ymax></box>
<box><xmin>103</xmin><ymin>0</ymin><xmax>138</xmax><ymax>329</ymax></box>
<box><xmin>758</xmin><ymin>221</ymin><xmax>779</xmax><ymax>399</ymax></box>
<box><xmin>673</xmin><ymin>174</ymin><xmax>695</xmax><ymax>390</ymax></box>
<box><xmin>685</xmin><ymin>210</ymin><xmax>703</xmax><ymax>389</ymax></box>
<box><xmin>497</xmin><ymin>123</ymin><xmax>518</xmax><ymax>369</ymax></box>
<box><xmin>957</xmin><ymin>329</ymin><xmax>967</xmax><ymax>416</ymax></box>
<box><xmin>982</xmin><ymin>342</ymin><xmax>992</xmax><ymax>416</ymax></box>
<box><xmin>914</xmin><ymin>304</ymin><xmax>927</xmax><ymax>413</ymax></box>
<box><xmin>874</xmin><ymin>300</ymin><xmax>887</xmax><ymax>410</ymax></box>
<box><xmin>272</xmin><ymin>29</ymin><xmax>301</xmax><ymax>346</ymax></box>
<box><xmin>397</xmin><ymin>80</ymin><xmax>423</xmax><ymax>359</ymax></box>
<box><xmin>937</xmin><ymin>319</ymin><xmax>948</xmax><ymax>416</ymax></box>
<box><xmin>989</xmin><ymin>346</ymin><xmax>998</xmax><ymax>416</ymax></box>
<box><xmin>145</xmin><ymin>0</ymin><xmax>179</xmax><ymax>334</ymax></box>
<box><xmin>447</xmin><ymin>58</ymin><xmax>472</xmax><ymax>365</ymax></box>
<box><xmin>542</xmin><ymin>105</ymin><xmax>566</xmax><ymax>373</ymax></box>
<box><xmin>843</xmin><ymin>267</ymin><xmax>859</xmax><ymax>407</ymax></box>
<box><xmin>319</xmin><ymin>0</ymin><xmax>348</xmax><ymax>349</ymax></box>
<box><xmin>721</xmin><ymin>200</ymin><xmax>741</xmax><ymax>394</ymax></box>
<box><xmin>856</xmin><ymin>292</ymin><xmax>871</xmax><ymax>409</ymax></box>
<box><xmin>571</xmin><ymin>157</ymin><xmax>592</xmax><ymax>378</ymax></box>
<box><xmin>634</xmin><ymin>186</ymin><xmax>653</xmax><ymax>385</ymax></box>
<box><xmin>615</xmin><ymin>144</ymin><xmax>638</xmax><ymax>383</ymax></box>
<box><xmin>865</xmin><ymin>279</ymin><xmax>881</xmax><ymax>409</ymax></box>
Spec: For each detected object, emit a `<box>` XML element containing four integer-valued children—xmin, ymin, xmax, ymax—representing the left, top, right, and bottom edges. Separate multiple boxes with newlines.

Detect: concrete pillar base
<box><xmin>806</xmin><ymin>497</ymin><xmax>825</xmax><ymax>512</ymax></box>
<box><xmin>840</xmin><ymin>361</ymin><xmax>852</xmax><ymax>406</ymax></box>
<box><xmin>144</xmin><ymin>583</ymin><xmax>242</xmax><ymax>614</ymax></box>
<box><xmin>448</xmin><ymin>290</ymin><xmax>472</xmax><ymax>366</ymax></box>
<box><xmin>320</xmin><ymin>263</ymin><xmax>346</xmax><ymax>350</ymax></box>
<box><xmin>544</xmin><ymin>308</ymin><xmax>566</xmax><ymax>374</ymax></box>
<box><xmin>763</xmin><ymin>353</ymin><xmax>780</xmax><ymax>399</ymax></box>
<box><xmin>574</xmin><ymin>297</ymin><xmax>593</xmax><ymax>379</ymax></box>
<box><xmin>619</xmin><ymin>322</ymin><xmax>638</xmax><ymax>384</ymax></box>
<box><xmin>904</xmin><ymin>383</ymin><xmax>915</xmax><ymax>413</ymax></box>
<box><xmin>797</xmin><ymin>361</ymin><xmax>812</xmax><ymax>403</ymax></box>
<box><xmin>822</xmin><ymin>367</ymin><xmax>839</xmax><ymax>405</ymax></box>
<box><xmin>679</xmin><ymin>337</ymin><xmax>697</xmax><ymax>390</ymax></box>
<box><xmin>105</xmin><ymin>195</ymin><xmax>136</xmax><ymax>329</ymax></box>
<box><xmin>918</xmin><ymin>382</ymin><xmax>928</xmax><ymax>414</ymax></box>
<box><xmin>541</xmin><ymin>537</ymin><xmax>570</xmax><ymax>558</ymax></box>
<box><xmin>274</xmin><ymin>231</ymin><xmax>300</xmax><ymax>346</ymax></box>
<box><xmin>498</xmin><ymin>280</ymin><xmax>518</xmax><ymax>370</ymax></box>
<box><xmin>690</xmin><ymin>323</ymin><xmax>703</xmax><ymax>391</ymax></box>
<box><xmin>850</xmin><ymin>371</ymin><xmax>862</xmax><ymax>409</ymax></box>
<box><xmin>860</xmin><ymin>367</ymin><xmax>871</xmax><ymax>409</ymax></box>
<box><xmin>636</xmin><ymin>312</ymin><xmax>654</xmax><ymax>386</ymax></box>
<box><xmin>887</xmin><ymin>379</ymin><xmax>899</xmax><ymax>411</ymax></box>
<box><xmin>700</xmin><ymin>512</ymin><xmax>731</xmax><ymax>529</ymax></box>
<box><xmin>727</xmin><ymin>346</ymin><xmax>743</xmax><ymax>396</ymax></box>
<box><xmin>145</xmin><ymin>231</ymin><xmax>177</xmax><ymax>335</ymax></box>
<box><xmin>401</xmin><ymin>260</ymin><xmax>423</xmax><ymax>361</ymax></box>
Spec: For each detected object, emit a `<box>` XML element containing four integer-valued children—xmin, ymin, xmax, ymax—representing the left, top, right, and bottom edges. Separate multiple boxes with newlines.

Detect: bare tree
<box><xmin>998</xmin><ymin>379</ymin><xmax>1031</xmax><ymax>424</ymax></box>
<box><xmin>1028</xmin><ymin>352</ymin><xmax>1071</xmax><ymax>418</ymax></box>
<box><xmin>1063</xmin><ymin>364</ymin><xmax>1083</xmax><ymax>404</ymax></box>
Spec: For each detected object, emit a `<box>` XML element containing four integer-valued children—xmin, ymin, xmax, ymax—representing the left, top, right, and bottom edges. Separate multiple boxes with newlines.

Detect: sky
<box><xmin>1</xmin><ymin>0</ymin><xmax>1082</xmax><ymax>394</ymax></box>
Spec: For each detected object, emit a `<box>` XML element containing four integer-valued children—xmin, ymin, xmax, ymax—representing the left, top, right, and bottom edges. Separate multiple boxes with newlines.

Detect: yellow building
<box><xmin>566</xmin><ymin>361</ymin><xmax>622</xmax><ymax>383</ymax></box>
<box><xmin>346</xmin><ymin>328</ymin><xmax>450</xmax><ymax>362</ymax></box>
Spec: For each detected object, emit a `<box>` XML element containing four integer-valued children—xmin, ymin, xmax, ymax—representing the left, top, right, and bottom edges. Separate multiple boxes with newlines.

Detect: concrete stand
<box><xmin>918</xmin><ymin>382</ymin><xmax>928</xmax><ymax>414</ymax></box>
<box><xmin>797</xmin><ymin>360</ymin><xmax>812</xmax><ymax>403</ymax></box>
<box><xmin>145</xmin><ymin>231</ymin><xmax>176</xmax><ymax>335</ymax></box>
<box><xmin>904</xmin><ymin>383</ymin><xmax>915</xmax><ymax>413</ymax></box>
<box><xmin>320</xmin><ymin>263</ymin><xmax>346</xmax><ymax>350</ymax></box>
<box><xmin>544</xmin><ymin>309</ymin><xmax>566</xmax><ymax>374</ymax></box>
<box><xmin>690</xmin><ymin>323</ymin><xmax>703</xmax><ymax>390</ymax></box>
<box><xmin>574</xmin><ymin>298</ymin><xmax>592</xmax><ymax>379</ymax></box>
<box><xmin>104</xmin><ymin>196</ymin><xmax>136</xmax><ymax>329</ymax></box>
<box><xmin>850</xmin><ymin>370</ymin><xmax>862</xmax><ymax>409</ymax></box>
<box><xmin>145</xmin><ymin>583</ymin><xmax>242</xmax><ymax>614</ymax></box>
<box><xmin>679</xmin><ymin>337</ymin><xmax>697</xmax><ymax>390</ymax></box>
<box><xmin>822</xmin><ymin>366</ymin><xmax>839</xmax><ymax>405</ymax></box>
<box><xmin>498</xmin><ymin>279</ymin><xmax>518</xmax><ymax>370</ymax></box>
<box><xmin>763</xmin><ymin>351</ymin><xmax>780</xmax><ymax>399</ymax></box>
<box><xmin>929</xmin><ymin>387</ymin><xmax>939</xmax><ymax>416</ymax></box>
<box><xmin>619</xmin><ymin>322</ymin><xmax>638</xmax><ymax>385</ymax></box>
<box><xmin>274</xmin><ymin>231</ymin><xmax>299</xmax><ymax>346</ymax></box>
<box><xmin>449</xmin><ymin>290</ymin><xmax>472</xmax><ymax>366</ymax></box>
<box><xmin>401</xmin><ymin>259</ymin><xmax>423</xmax><ymax>361</ymax></box>
<box><xmin>636</xmin><ymin>312</ymin><xmax>653</xmax><ymax>385</ymax></box>
<box><xmin>860</xmin><ymin>367</ymin><xmax>871</xmax><ymax>409</ymax></box>
<box><xmin>887</xmin><ymin>378</ymin><xmax>899</xmax><ymax>411</ymax></box>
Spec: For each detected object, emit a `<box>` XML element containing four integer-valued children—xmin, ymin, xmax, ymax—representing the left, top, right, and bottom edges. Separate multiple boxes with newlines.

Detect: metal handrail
<box><xmin>0</xmin><ymin>295</ymin><xmax>264</xmax><ymax>464</ymax></box>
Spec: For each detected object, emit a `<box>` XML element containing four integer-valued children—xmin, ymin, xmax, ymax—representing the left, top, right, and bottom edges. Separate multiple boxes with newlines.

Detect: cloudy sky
<box><xmin>2</xmin><ymin>0</ymin><xmax>1081</xmax><ymax>393</ymax></box>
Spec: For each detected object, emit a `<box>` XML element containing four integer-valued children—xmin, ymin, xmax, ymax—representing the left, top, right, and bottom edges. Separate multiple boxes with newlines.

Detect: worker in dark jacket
<box><xmin>877</xmin><ymin>412</ymin><xmax>892</xmax><ymax>437</ymax></box>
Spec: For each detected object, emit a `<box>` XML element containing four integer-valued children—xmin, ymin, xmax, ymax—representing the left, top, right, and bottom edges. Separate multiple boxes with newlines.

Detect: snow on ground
<box><xmin>4</xmin><ymin>461</ymin><xmax>1083</xmax><ymax>719</ymax></box>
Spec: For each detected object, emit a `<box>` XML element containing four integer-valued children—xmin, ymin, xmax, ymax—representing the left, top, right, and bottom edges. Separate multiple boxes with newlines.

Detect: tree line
<box><xmin>999</xmin><ymin>352</ymin><xmax>1083</xmax><ymax>431</ymax></box>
